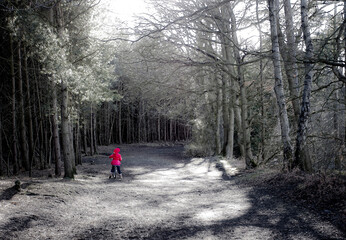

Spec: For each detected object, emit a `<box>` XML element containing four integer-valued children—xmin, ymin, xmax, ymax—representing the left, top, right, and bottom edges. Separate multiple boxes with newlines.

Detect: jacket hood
<box><xmin>114</xmin><ymin>148</ymin><xmax>120</xmax><ymax>153</ymax></box>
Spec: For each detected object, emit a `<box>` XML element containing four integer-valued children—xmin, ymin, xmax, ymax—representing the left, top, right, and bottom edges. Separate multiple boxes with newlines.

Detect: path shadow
<box><xmin>74</xmin><ymin>144</ymin><xmax>345</xmax><ymax>239</ymax></box>
<box><xmin>0</xmin><ymin>182</ymin><xmax>31</xmax><ymax>201</ymax></box>
<box><xmin>0</xmin><ymin>214</ymin><xmax>49</xmax><ymax>240</ymax></box>
<box><xmin>71</xmin><ymin>182</ymin><xmax>345</xmax><ymax>239</ymax></box>
<box><xmin>142</xmin><ymin>186</ymin><xmax>345</xmax><ymax>239</ymax></box>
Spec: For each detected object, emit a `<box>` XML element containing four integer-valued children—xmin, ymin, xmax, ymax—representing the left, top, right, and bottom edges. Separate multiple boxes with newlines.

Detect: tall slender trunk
<box><xmin>221</xmin><ymin>77</ymin><xmax>229</xmax><ymax>155</ymax></box>
<box><xmin>215</xmin><ymin>75</ymin><xmax>222</xmax><ymax>155</ymax></box>
<box><xmin>257</xmin><ymin>0</ymin><xmax>266</xmax><ymax>162</ymax></box>
<box><xmin>226</xmin><ymin>92</ymin><xmax>235</xmax><ymax>159</ymax></box>
<box><xmin>55</xmin><ymin>2</ymin><xmax>74</xmax><ymax>178</ymax></box>
<box><xmin>90</xmin><ymin>104</ymin><xmax>94</xmax><ymax>156</ymax></box>
<box><xmin>268</xmin><ymin>0</ymin><xmax>293</xmax><ymax>169</ymax></box>
<box><xmin>61</xmin><ymin>80</ymin><xmax>74</xmax><ymax>178</ymax></box>
<box><xmin>230</xmin><ymin>7</ymin><xmax>255</xmax><ymax>168</ymax></box>
<box><xmin>93</xmin><ymin>110</ymin><xmax>97</xmax><ymax>154</ymax></box>
<box><xmin>283</xmin><ymin>0</ymin><xmax>301</xmax><ymax>122</ymax></box>
<box><xmin>234</xmin><ymin>102</ymin><xmax>245</xmax><ymax>157</ymax></box>
<box><xmin>157</xmin><ymin>114</ymin><xmax>161</xmax><ymax>141</ymax></box>
<box><xmin>105</xmin><ymin>102</ymin><xmax>110</xmax><ymax>145</ymax></box>
<box><xmin>52</xmin><ymin>85</ymin><xmax>62</xmax><ymax>176</ymax></box>
<box><xmin>24</xmin><ymin>46</ymin><xmax>34</xmax><ymax>175</ymax></box>
<box><xmin>333</xmin><ymin>3</ymin><xmax>342</xmax><ymax>170</ymax></box>
<box><xmin>164</xmin><ymin>117</ymin><xmax>167</xmax><ymax>142</ymax></box>
<box><xmin>17</xmin><ymin>41</ymin><xmax>29</xmax><ymax>171</ymax></box>
<box><xmin>75</xmin><ymin>121</ymin><xmax>81</xmax><ymax>165</ymax></box>
<box><xmin>294</xmin><ymin>0</ymin><xmax>313</xmax><ymax>172</ymax></box>
<box><xmin>169</xmin><ymin>119</ymin><xmax>173</xmax><ymax>142</ymax></box>
<box><xmin>127</xmin><ymin>105</ymin><xmax>130</xmax><ymax>143</ymax></box>
<box><xmin>217</xmin><ymin>5</ymin><xmax>235</xmax><ymax>159</ymax></box>
<box><xmin>118</xmin><ymin>101</ymin><xmax>122</xmax><ymax>144</ymax></box>
<box><xmin>33</xmin><ymin>61</ymin><xmax>43</xmax><ymax>169</ymax></box>
<box><xmin>83</xmin><ymin>121</ymin><xmax>87</xmax><ymax>154</ymax></box>
<box><xmin>109</xmin><ymin>112</ymin><xmax>115</xmax><ymax>144</ymax></box>
<box><xmin>10</xmin><ymin>33</ymin><xmax>18</xmax><ymax>175</ymax></box>
<box><xmin>138</xmin><ymin>99</ymin><xmax>142</xmax><ymax>142</ymax></box>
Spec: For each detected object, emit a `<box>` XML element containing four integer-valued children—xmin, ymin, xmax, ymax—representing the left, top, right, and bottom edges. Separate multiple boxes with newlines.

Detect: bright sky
<box><xmin>102</xmin><ymin>0</ymin><xmax>147</xmax><ymax>23</ymax></box>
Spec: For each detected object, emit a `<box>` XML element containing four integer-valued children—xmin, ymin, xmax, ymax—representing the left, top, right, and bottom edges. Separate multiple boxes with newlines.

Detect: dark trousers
<box><xmin>111</xmin><ymin>165</ymin><xmax>121</xmax><ymax>174</ymax></box>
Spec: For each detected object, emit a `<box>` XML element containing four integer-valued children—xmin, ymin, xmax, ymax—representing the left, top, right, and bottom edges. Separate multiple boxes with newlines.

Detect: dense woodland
<box><xmin>0</xmin><ymin>0</ymin><xmax>345</xmax><ymax>178</ymax></box>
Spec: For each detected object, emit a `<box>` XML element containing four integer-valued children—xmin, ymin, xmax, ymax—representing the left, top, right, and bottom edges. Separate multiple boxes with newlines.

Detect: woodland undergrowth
<box><xmin>235</xmin><ymin>167</ymin><xmax>346</xmax><ymax>232</ymax></box>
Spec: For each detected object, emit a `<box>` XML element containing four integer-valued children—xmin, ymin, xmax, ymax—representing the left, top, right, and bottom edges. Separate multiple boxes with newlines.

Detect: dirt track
<box><xmin>0</xmin><ymin>144</ymin><xmax>344</xmax><ymax>239</ymax></box>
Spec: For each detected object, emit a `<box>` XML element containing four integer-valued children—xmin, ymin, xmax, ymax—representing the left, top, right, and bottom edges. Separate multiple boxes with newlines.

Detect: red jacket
<box><xmin>109</xmin><ymin>148</ymin><xmax>122</xmax><ymax>166</ymax></box>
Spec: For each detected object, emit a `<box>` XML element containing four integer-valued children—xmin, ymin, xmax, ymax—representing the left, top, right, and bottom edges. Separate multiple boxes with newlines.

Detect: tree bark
<box><xmin>257</xmin><ymin>0</ymin><xmax>266</xmax><ymax>163</ymax></box>
<box><xmin>54</xmin><ymin>1</ymin><xmax>74</xmax><ymax>178</ymax></box>
<box><xmin>82</xmin><ymin>121</ymin><xmax>87</xmax><ymax>154</ymax></box>
<box><xmin>293</xmin><ymin>0</ymin><xmax>313</xmax><ymax>172</ymax></box>
<box><xmin>24</xmin><ymin>45</ymin><xmax>35</xmax><ymax>175</ymax></box>
<box><xmin>17</xmin><ymin>41</ymin><xmax>29</xmax><ymax>171</ymax></box>
<box><xmin>215</xmin><ymin>74</ymin><xmax>223</xmax><ymax>155</ymax></box>
<box><xmin>230</xmin><ymin>7</ymin><xmax>255</xmax><ymax>168</ymax></box>
<box><xmin>93</xmin><ymin>109</ymin><xmax>98</xmax><ymax>154</ymax></box>
<box><xmin>282</xmin><ymin>0</ymin><xmax>301</xmax><ymax>122</ymax></box>
<box><xmin>118</xmin><ymin>101</ymin><xmax>122</xmax><ymax>144</ymax></box>
<box><xmin>61</xmin><ymin>80</ymin><xmax>74</xmax><ymax>178</ymax></box>
<box><xmin>157</xmin><ymin>114</ymin><xmax>161</xmax><ymax>141</ymax></box>
<box><xmin>10</xmin><ymin>33</ymin><xmax>19</xmax><ymax>175</ymax></box>
<box><xmin>268</xmin><ymin>0</ymin><xmax>293</xmax><ymax>169</ymax></box>
<box><xmin>52</xmin><ymin>85</ymin><xmax>62</xmax><ymax>176</ymax></box>
<box><xmin>90</xmin><ymin>104</ymin><xmax>94</xmax><ymax>156</ymax></box>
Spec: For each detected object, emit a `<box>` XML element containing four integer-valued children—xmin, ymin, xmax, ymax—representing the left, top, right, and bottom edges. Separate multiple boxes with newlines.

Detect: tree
<box><xmin>268</xmin><ymin>0</ymin><xmax>293</xmax><ymax>169</ymax></box>
<box><xmin>293</xmin><ymin>0</ymin><xmax>314</xmax><ymax>172</ymax></box>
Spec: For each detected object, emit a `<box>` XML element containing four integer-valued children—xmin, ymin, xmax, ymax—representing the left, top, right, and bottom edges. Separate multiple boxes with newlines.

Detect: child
<box><xmin>109</xmin><ymin>148</ymin><xmax>122</xmax><ymax>179</ymax></box>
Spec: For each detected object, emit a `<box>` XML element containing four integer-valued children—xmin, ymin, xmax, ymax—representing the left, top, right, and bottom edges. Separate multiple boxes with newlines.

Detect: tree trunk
<box><xmin>52</xmin><ymin>85</ymin><xmax>62</xmax><ymax>176</ymax></box>
<box><xmin>10</xmin><ymin>33</ymin><xmax>19</xmax><ymax>175</ymax></box>
<box><xmin>109</xmin><ymin>111</ymin><xmax>115</xmax><ymax>144</ymax></box>
<box><xmin>293</xmin><ymin>0</ymin><xmax>313</xmax><ymax>172</ymax></box>
<box><xmin>282</xmin><ymin>0</ymin><xmax>301</xmax><ymax>122</ymax></box>
<box><xmin>268</xmin><ymin>0</ymin><xmax>293</xmax><ymax>169</ymax></box>
<box><xmin>230</xmin><ymin>7</ymin><xmax>255</xmax><ymax>168</ymax></box>
<box><xmin>215</xmin><ymin>74</ymin><xmax>222</xmax><ymax>155</ymax></box>
<box><xmin>61</xmin><ymin>81</ymin><xmax>74</xmax><ymax>178</ymax></box>
<box><xmin>33</xmin><ymin>61</ymin><xmax>44</xmax><ymax>169</ymax></box>
<box><xmin>169</xmin><ymin>119</ymin><xmax>173</xmax><ymax>142</ymax></box>
<box><xmin>24</xmin><ymin>45</ymin><xmax>34</xmax><ymax>175</ymax></box>
<box><xmin>69</xmin><ymin>122</ymin><xmax>76</xmax><ymax>173</ymax></box>
<box><xmin>90</xmin><ymin>104</ymin><xmax>94</xmax><ymax>156</ymax></box>
<box><xmin>257</xmin><ymin>0</ymin><xmax>266</xmax><ymax>163</ymax></box>
<box><xmin>226</xmin><ymin>97</ymin><xmax>235</xmax><ymax>159</ymax></box>
<box><xmin>93</xmin><ymin>109</ymin><xmax>98</xmax><ymax>154</ymax></box>
<box><xmin>157</xmin><ymin>114</ymin><xmax>161</xmax><ymax>141</ymax></box>
<box><xmin>55</xmin><ymin>1</ymin><xmax>74</xmax><ymax>178</ymax></box>
<box><xmin>17</xmin><ymin>41</ymin><xmax>29</xmax><ymax>171</ymax></box>
<box><xmin>83</xmin><ymin>121</ymin><xmax>87</xmax><ymax>154</ymax></box>
<box><xmin>127</xmin><ymin>104</ymin><xmax>130</xmax><ymax>143</ymax></box>
<box><xmin>118</xmin><ymin>101</ymin><xmax>122</xmax><ymax>144</ymax></box>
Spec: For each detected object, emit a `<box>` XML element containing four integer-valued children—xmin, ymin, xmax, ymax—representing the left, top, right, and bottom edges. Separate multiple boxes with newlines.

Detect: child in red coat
<box><xmin>109</xmin><ymin>148</ymin><xmax>122</xmax><ymax>179</ymax></box>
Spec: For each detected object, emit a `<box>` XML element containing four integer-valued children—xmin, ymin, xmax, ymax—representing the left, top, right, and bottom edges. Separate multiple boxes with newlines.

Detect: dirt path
<box><xmin>0</xmin><ymin>145</ymin><xmax>344</xmax><ymax>239</ymax></box>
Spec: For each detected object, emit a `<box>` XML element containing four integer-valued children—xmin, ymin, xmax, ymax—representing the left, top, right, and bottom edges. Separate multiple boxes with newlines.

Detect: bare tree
<box><xmin>268</xmin><ymin>0</ymin><xmax>293</xmax><ymax>169</ymax></box>
<box><xmin>293</xmin><ymin>0</ymin><xmax>314</xmax><ymax>172</ymax></box>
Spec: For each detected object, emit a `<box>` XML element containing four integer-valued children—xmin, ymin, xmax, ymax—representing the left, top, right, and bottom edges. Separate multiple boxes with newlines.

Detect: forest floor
<box><xmin>0</xmin><ymin>144</ymin><xmax>345</xmax><ymax>240</ymax></box>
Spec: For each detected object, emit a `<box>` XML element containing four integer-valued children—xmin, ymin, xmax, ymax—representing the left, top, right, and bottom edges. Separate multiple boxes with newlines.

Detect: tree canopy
<box><xmin>0</xmin><ymin>0</ymin><xmax>345</xmax><ymax>177</ymax></box>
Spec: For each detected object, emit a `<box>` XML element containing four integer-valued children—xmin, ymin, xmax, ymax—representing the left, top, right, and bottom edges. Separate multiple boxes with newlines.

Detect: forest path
<box><xmin>0</xmin><ymin>144</ymin><xmax>344</xmax><ymax>239</ymax></box>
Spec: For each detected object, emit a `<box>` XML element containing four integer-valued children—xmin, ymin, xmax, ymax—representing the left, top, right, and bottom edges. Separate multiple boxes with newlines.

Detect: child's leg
<box><xmin>116</xmin><ymin>166</ymin><xmax>122</xmax><ymax>179</ymax></box>
<box><xmin>110</xmin><ymin>166</ymin><xmax>116</xmax><ymax>178</ymax></box>
<box><xmin>116</xmin><ymin>166</ymin><xmax>122</xmax><ymax>174</ymax></box>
